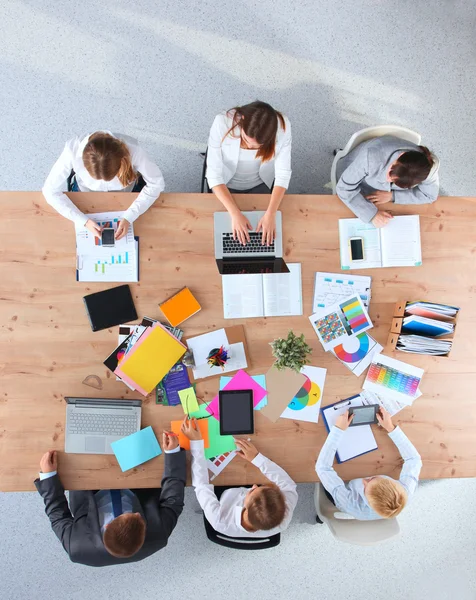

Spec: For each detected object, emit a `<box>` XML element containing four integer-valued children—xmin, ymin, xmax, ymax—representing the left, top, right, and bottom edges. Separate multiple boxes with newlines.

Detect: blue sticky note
<box><xmin>219</xmin><ymin>375</ymin><xmax>268</xmax><ymax>410</ymax></box>
<box><xmin>111</xmin><ymin>426</ymin><xmax>162</xmax><ymax>472</ymax></box>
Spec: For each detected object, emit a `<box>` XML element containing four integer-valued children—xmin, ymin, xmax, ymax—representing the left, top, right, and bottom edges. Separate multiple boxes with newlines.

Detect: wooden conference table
<box><xmin>1</xmin><ymin>192</ymin><xmax>475</xmax><ymax>491</ymax></box>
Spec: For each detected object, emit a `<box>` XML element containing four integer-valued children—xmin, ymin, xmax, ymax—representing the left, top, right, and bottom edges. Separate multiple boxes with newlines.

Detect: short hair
<box><xmin>246</xmin><ymin>484</ymin><xmax>286</xmax><ymax>531</ymax></box>
<box><xmin>102</xmin><ymin>513</ymin><xmax>146</xmax><ymax>558</ymax></box>
<box><xmin>366</xmin><ymin>478</ymin><xmax>408</xmax><ymax>518</ymax></box>
<box><xmin>389</xmin><ymin>146</ymin><xmax>434</xmax><ymax>188</ymax></box>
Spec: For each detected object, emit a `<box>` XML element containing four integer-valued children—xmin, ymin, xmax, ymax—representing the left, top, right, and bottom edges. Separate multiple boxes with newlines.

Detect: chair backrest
<box><xmin>314</xmin><ymin>483</ymin><xmax>400</xmax><ymax>546</ymax></box>
<box><xmin>203</xmin><ymin>515</ymin><xmax>281</xmax><ymax>550</ymax></box>
<box><xmin>200</xmin><ymin>148</ymin><xmax>209</xmax><ymax>193</ymax></box>
<box><xmin>330</xmin><ymin>125</ymin><xmax>422</xmax><ymax>193</ymax></box>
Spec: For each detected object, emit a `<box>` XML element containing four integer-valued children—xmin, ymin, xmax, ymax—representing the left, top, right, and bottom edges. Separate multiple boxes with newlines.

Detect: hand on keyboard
<box><xmin>256</xmin><ymin>211</ymin><xmax>276</xmax><ymax>246</ymax></box>
<box><xmin>231</xmin><ymin>211</ymin><xmax>252</xmax><ymax>245</ymax></box>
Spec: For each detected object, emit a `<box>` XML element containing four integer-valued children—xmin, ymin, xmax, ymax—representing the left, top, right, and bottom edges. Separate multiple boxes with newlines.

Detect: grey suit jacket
<box><xmin>34</xmin><ymin>450</ymin><xmax>186</xmax><ymax>567</ymax></box>
<box><xmin>336</xmin><ymin>135</ymin><xmax>440</xmax><ymax>223</ymax></box>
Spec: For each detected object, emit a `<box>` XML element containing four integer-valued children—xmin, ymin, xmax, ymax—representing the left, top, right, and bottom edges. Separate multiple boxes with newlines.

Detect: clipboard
<box><xmin>321</xmin><ymin>395</ymin><xmax>378</xmax><ymax>463</ymax></box>
<box><xmin>76</xmin><ymin>236</ymin><xmax>140</xmax><ymax>281</ymax></box>
<box><xmin>185</xmin><ymin>325</ymin><xmax>250</xmax><ymax>383</ymax></box>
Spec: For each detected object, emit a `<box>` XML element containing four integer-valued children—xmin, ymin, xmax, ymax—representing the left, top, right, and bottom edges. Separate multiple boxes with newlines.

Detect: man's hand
<box><xmin>377</xmin><ymin>407</ymin><xmax>396</xmax><ymax>433</ymax></box>
<box><xmin>366</xmin><ymin>191</ymin><xmax>393</xmax><ymax>205</ymax></box>
<box><xmin>180</xmin><ymin>416</ymin><xmax>202</xmax><ymax>441</ymax></box>
<box><xmin>235</xmin><ymin>438</ymin><xmax>259</xmax><ymax>462</ymax></box>
<box><xmin>335</xmin><ymin>410</ymin><xmax>354</xmax><ymax>431</ymax></box>
<box><xmin>371</xmin><ymin>211</ymin><xmax>393</xmax><ymax>228</ymax></box>
<box><xmin>115</xmin><ymin>219</ymin><xmax>130</xmax><ymax>240</ymax></box>
<box><xmin>84</xmin><ymin>219</ymin><xmax>102</xmax><ymax>239</ymax></box>
<box><xmin>256</xmin><ymin>210</ymin><xmax>276</xmax><ymax>246</ymax></box>
<box><xmin>40</xmin><ymin>450</ymin><xmax>58</xmax><ymax>473</ymax></box>
<box><xmin>230</xmin><ymin>210</ymin><xmax>252</xmax><ymax>245</ymax></box>
<box><xmin>162</xmin><ymin>431</ymin><xmax>179</xmax><ymax>451</ymax></box>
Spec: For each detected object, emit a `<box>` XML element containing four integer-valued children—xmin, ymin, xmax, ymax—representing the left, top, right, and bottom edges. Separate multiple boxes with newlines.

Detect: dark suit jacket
<box><xmin>34</xmin><ymin>450</ymin><xmax>186</xmax><ymax>567</ymax></box>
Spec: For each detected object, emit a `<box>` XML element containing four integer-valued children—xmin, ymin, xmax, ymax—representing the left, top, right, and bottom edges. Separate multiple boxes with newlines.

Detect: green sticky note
<box><xmin>189</xmin><ymin>404</ymin><xmax>236</xmax><ymax>458</ymax></box>
<box><xmin>178</xmin><ymin>387</ymin><xmax>199</xmax><ymax>414</ymax></box>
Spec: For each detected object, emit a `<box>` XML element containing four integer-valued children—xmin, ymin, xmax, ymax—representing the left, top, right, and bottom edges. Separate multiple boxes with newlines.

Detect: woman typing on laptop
<box><xmin>206</xmin><ymin>101</ymin><xmax>292</xmax><ymax>246</ymax></box>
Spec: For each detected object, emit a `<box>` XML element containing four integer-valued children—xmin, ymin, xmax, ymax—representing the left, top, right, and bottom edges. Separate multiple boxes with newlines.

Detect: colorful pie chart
<box><xmin>288</xmin><ymin>376</ymin><xmax>322</xmax><ymax>411</ymax></box>
<box><xmin>333</xmin><ymin>332</ymin><xmax>369</xmax><ymax>363</ymax></box>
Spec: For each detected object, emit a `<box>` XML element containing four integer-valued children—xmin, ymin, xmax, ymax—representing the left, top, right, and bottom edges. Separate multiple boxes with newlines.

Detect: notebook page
<box><xmin>380</xmin><ymin>215</ymin><xmax>422</xmax><ymax>267</ymax></box>
<box><xmin>222</xmin><ymin>274</ymin><xmax>264</xmax><ymax>318</ymax></box>
<box><xmin>339</xmin><ymin>219</ymin><xmax>383</xmax><ymax>269</ymax></box>
<box><xmin>262</xmin><ymin>263</ymin><xmax>303</xmax><ymax>317</ymax></box>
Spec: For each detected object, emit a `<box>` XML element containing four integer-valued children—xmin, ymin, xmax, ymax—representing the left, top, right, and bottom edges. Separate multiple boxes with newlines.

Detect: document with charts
<box><xmin>75</xmin><ymin>211</ymin><xmax>138</xmax><ymax>282</ymax></box>
<box><xmin>222</xmin><ymin>263</ymin><xmax>302</xmax><ymax>318</ymax></box>
<box><xmin>339</xmin><ymin>215</ymin><xmax>422</xmax><ymax>270</ymax></box>
<box><xmin>313</xmin><ymin>272</ymin><xmax>371</xmax><ymax>311</ymax></box>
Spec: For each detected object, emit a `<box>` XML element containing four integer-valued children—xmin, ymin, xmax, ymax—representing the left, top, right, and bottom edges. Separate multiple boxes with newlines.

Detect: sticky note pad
<box><xmin>159</xmin><ymin>287</ymin><xmax>201</xmax><ymax>327</ymax></box>
<box><xmin>178</xmin><ymin>387</ymin><xmax>199</xmax><ymax>414</ymax></box>
<box><xmin>111</xmin><ymin>426</ymin><xmax>162</xmax><ymax>472</ymax></box>
<box><xmin>171</xmin><ymin>418</ymin><xmax>210</xmax><ymax>450</ymax></box>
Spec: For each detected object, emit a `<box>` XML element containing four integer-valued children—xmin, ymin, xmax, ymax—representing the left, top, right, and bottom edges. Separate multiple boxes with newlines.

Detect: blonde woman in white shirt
<box><xmin>181</xmin><ymin>417</ymin><xmax>298</xmax><ymax>538</ymax></box>
<box><xmin>206</xmin><ymin>101</ymin><xmax>292</xmax><ymax>245</ymax></box>
<box><xmin>42</xmin><ymin>131</ymin><xmax>165</xmax><ymax>240</ymax></box>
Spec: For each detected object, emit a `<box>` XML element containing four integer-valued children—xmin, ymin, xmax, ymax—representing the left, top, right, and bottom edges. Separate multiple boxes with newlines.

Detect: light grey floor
<box><xmin>1</xmin><ymin>2</ymin><xmax>476</xmax><ymax>599</ymax></box>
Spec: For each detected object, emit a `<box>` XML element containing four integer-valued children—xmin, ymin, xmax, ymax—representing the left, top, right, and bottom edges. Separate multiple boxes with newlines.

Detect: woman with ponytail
<box><xmin>43</xmin><ymin>131</ymin><xmax>164</xmax><ymax>239</ymax></box>
<box><xmin>336</xmin><ymin>135</ymin><xmax>439</xmax><ymax>227</ymax></box>
<box><xmin>206</xmin><ymin>101</ymin><xmax>292</xmax><ymax>245</ymax></box>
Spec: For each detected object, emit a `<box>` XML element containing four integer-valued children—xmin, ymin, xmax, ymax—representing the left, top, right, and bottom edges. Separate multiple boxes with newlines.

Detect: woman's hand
<box><xmin>256</xmin><ymin>211</ymin><xmax>276</xmax><ymax>246</ymax></box>
<box><xmin>231</xmin><ymin>211</ymin><xmax>252</xmax><ymax>245</ymax></box>
<box><xmin>235</xmin><ymin>438</ymin><xmax>259</xmax><ymax>462</ymax></box>
<box><xmin>115</xmin><ymin>219</ymin><xmax>130</xmax><ymax>241</ymax></box>
<box><xmin>85</xmin><ymin>219</ymin><xmax>102</xmax><ymax>239</ymax></box>
<box><xmin>371</xmin><ymin>211</ymin><xmax>393</xmax><ymax>228</ymax></box>
<box><xmin>335</xmin><ymin>410</ymin><xmax>354</xmax><ymax>431</ymax></box>
<box><xmin>180</xmin><ymin>416</ymin><xmax>202</xmax><ymax>441</ymax></box>
<box><xmin>366</xmin><ymin>191</ymin><xmax>393</xmax><ymax>204</ymax></box>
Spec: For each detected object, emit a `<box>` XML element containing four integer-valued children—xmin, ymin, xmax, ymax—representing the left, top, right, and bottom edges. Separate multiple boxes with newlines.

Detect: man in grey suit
<box><xmin>35</xmin><ymin>432</ymin><xmax>186</xmax><ymax>567</ymax></box>
<box><xmin>336</xmin><ymin>135</ymin><xmax>439</xmax><ymax>227</ymax></box>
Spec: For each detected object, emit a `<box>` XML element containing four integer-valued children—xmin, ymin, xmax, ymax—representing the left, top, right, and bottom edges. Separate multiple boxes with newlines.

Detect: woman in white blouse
<box><xmin>42</xmin><ymin>131</ymin><xmax>165</xmax><ymax>240</ymax></box>
<box><xmin>206</xmin><ymin>101</ymin><xmax>292</xmax><ymax>245</ymax></box>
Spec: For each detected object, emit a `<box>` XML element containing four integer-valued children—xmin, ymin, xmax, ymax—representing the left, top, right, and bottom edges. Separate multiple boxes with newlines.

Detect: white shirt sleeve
<box><xmin>273</xmin><ymin>118</ymin><xmax>292</xmax><ymax>189</ymax></box>
<box><xmin>190</xmin><ymin>439</ymin><xmax>224</xmax><ymax>530</ymax></box>
<box><xmin>205</xmin><ymin>115</ymin><xmax>227</xmax><ymax>189</ymax></box>
<box><xmin>42</xmin><ymin>142</ymin><xmax>88</xmax><ymax>227</ymax></box>
<box><xmin>388</xmin><ymin>426</ymin><xmax>422</xmax><ymax>496</ymax></box>
<box><xmin>39</xmin><ymin>471</ymin><xmax>57</xmax><ymax>481</ymax></box>
<box><xmin>122</xmin><ymin>145</ymin><xmax>165</xmax><ymax>223</ymax></box>
<box><xmin>164</xmin><ymin>446</ymin><xmax>181</xmax><ymax>454</ymax></box>
<box><xmin>251</xmin><ymin>452</ymin><xmax>298</xmax><ymax>527</ymax></box>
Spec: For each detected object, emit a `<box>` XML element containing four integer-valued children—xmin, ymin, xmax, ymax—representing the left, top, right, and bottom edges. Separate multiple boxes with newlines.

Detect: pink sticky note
<box><xmin>206</xmin><ymin>369</ymin><xmax>267</xmax><ymax>418</ymax></box>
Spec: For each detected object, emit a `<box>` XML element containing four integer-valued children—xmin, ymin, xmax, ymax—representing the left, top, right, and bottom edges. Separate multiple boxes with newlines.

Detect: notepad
<box><xmin>170</xmin><ymin>417</ymin><xmax>210</xmax><ymax>450</ymax></box>
<box><xmin>114</xmin><ymin>323</ymin><xmax>186</xmax><ymax>395</ymax></box>
<box><xmin>222</xmin><ymin>263</ymin><xmax>302</xmax><ymax>318</ymax></box>
<box><xmin>178</xmin><ymin>387</ymin><xmax>199</xmax><ymax>415</ymax></box>
<box><xmin>111</xmin><ymin>426</ymin><xmax>162</xmax><ymax>472</ymax></box>
<box><xmin>321</xmin><ymin>397</ymin><xmax>377</xmax><ymax>463</ymax></box>
<box><xmin>339</xmin><ymin>215</ymin><xmax>422</xmax><ymax>270</ymax></box>
<box><xmin>159</xmin><ymin>287</ymin><xmax>201</xmax><ymax>327</ymax></box>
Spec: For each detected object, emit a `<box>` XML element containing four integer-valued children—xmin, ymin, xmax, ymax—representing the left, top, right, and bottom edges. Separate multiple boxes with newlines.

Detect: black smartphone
<box><xmin>349</xmin><ymin>237</ymin><xmax>364</xmax><ymax>261</ymax></box>
<box><xmin>101</xmin><ymin>228</ymin><xmax>115</xmax><ymax>247</ymax></box>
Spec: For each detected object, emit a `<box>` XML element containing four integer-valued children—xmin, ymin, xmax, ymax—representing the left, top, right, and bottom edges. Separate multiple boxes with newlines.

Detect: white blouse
<box><xmin>227</xmin><ymin>148</ymin><xmax>263</xmax><ymax>190</ymax></box>
<box><xmin>42</xmin><ymin>131</ymin><xmax>165</xmax><ymax>226</ymax></box>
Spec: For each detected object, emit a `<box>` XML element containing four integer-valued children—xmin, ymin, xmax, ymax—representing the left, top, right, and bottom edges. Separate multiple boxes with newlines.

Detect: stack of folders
<box><xmin>405</xmin><ymin>301</ymin><xmax>459</xmax><ymax>320</ymax></box>
<box><xmin>396</xmin><ymin>335</ymin><xmax>453</xmax><ymax>356</ymax></box>
<box><xmin>402</xmin><ymin>315</ymin><xmax>454</xmax><ymax>337</ymax></box>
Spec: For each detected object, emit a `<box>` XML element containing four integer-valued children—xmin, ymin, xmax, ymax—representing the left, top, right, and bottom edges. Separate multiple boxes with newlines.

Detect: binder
<box><xmin>321</xmin><ymin>395</ymin><xmax>378</xmax><ymax>463</ymax></box>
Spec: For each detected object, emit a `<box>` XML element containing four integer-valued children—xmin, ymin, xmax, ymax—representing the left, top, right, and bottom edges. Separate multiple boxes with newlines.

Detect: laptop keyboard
<box><xmin>222</xmin><ymin>232</ymin><xmax>275</xmax><ymax>254</ymax></box>
<box><xmin>69</xmin><ymin>413</ymin><xmax>137</xmax><ymax>436</ymax></box>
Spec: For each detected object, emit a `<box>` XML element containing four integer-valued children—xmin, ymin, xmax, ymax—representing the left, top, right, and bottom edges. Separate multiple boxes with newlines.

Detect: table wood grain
<box><xmin>1</xmin><ymin>192</ymin><xmax>475</xmax><ymax>491</ymax></box>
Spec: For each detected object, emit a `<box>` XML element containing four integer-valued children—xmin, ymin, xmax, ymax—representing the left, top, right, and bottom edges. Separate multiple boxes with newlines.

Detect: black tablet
<box><xmin>83</xmin><ymin>285</ymin><xmax>138</xmax><ymax>332</ymax></box>
<box><xmin>349</xmin><ymin>404</ymin><xmax>379</xmax><ymax>426</ymax></box>
<box><xmin>219</xmin><ymin>389</ymin><xmax>254</xmax><ymax>435</ymax></box>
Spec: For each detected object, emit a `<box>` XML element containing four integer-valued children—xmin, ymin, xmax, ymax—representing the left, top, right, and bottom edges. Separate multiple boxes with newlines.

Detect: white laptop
<box><xmin>65</xmin><ymin>397</ymin><xmax>141</xmax><ymax>455</ymax></box>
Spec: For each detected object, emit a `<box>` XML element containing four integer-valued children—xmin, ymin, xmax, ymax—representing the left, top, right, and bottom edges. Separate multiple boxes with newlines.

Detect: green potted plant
<box><xmin>269</xmin><ymin>330</ymin><xmax>312</xmax><ymax>373</ymax></box>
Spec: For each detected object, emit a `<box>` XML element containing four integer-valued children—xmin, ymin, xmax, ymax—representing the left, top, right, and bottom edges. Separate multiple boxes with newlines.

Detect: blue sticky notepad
<box><xmin>220</xmin><ymin>374</ymin><xmax>268</xmax><ymax>410</ymax></box>
<box><xmin>111</xmin><ymin>426</ymin><xmax>162</xmax><ymax>472</ymax></box>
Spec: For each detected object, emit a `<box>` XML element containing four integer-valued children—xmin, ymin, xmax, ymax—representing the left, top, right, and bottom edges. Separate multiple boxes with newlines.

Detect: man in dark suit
<box><xmin>35</xmin><ymin>432</ymin><xmax>186</xmax><ymax>567</ymax></box>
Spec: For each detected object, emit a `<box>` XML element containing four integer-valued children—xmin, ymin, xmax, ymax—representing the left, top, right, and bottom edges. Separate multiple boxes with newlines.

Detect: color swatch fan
<box><xmin>331</xmin><ymin>333</ymin><xmax>383</xmax><ymax>377</ymax></box>
<box><xmin>280</xmin><ymin>365</ymin><xmax>327</xmax><ymax>423</ymax></box>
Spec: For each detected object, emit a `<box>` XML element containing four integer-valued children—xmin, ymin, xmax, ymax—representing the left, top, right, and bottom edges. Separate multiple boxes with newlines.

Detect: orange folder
<box><xmin>170</xmin><ymin>418</ymin><xmax>210</xmax><ymax>450</ymax></box>
<box><xmin>159</xmin><ymin>287</ymin><xmax>201</xmax><ymax>327</ymax></box>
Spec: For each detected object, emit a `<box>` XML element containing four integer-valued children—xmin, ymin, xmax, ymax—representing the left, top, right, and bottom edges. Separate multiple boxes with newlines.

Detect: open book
<box><xmin>339</xmin><ymin>215</ymin><xmax>422</xmax><ymax>270</ymax></box>
<box><xmin>222</xmin><ymin>263</ymin><xmax>302</xmax><ymax>318</ymax></box>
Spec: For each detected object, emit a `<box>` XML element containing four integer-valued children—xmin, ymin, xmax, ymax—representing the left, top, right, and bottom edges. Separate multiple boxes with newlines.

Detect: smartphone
<box><xmin>349</xmin><ymin>404</ymin><xmax>379</xmax><ymax>426</ymax></box>
<box><xmin>349</xmin><ymin>237</ymin><xmax>364</xmax><ymax>261</ymax></box>
<box><xmin>101</xmin><ymin>228</ymin><xmax>115</xmax><ymax>247</ymax></box>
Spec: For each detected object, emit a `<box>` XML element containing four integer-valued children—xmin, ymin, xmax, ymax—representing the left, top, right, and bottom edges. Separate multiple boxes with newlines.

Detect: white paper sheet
<box><xmin>363</xmin><ymin>353</ymin><xmax>424</xmax><ymax>405</ymax></box>
<box><xmin>186</xmin><ymin>329</ymin><xmax>229</xmax><ymax>367</ymax></box>
<box><xmin>191</xmin><ymin>342</ymin><xmax>247</xmax><ymax>379</ymax></box>
<box><xmin>313</xmin><ymin>272</ymin><xmax>371</xmax><ymax>311</ymax></box>
<box><xmin>222</xmin><ymin>274</ymin><xmax>264</xmax><ymax>318</ymax></box>
<box><xmin>381</xmin><ymin>215</ymin><xmax>422</xmax><ymax>267</ymax></box>
<box><xmin>208</xmin><ymin>451</ymin><xmax>237</xmax><ymax>481</ymax></box>
<box><xmin>280</xmin><ymin>365</ymin><xmax>326</xmax><ymax>423</ymax></box>
<box><xmin>262</xmin><ymin>263</ymin><xmax>302</xmax><ymax>317</ymax></box>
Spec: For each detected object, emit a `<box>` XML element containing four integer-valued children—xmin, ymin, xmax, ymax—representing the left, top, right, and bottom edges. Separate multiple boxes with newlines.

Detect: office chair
<box><xmin>330</xmin><ymin>125</ymin><xmax>422</xmax><ymax>193</ymax></box>
<box><xmin>314</xmin><ymin>483</ymin><xmax>400</xmax><ymax>546</ymax></box>
<box><xmin>203</xmin><ymin>486</ymin><xmax>281</xmax><ymax>550</ymax></box>
<box><xmin>200</xmin><ymin>148</ymin><xmax>210</xmax><ymax>193</ymax></box>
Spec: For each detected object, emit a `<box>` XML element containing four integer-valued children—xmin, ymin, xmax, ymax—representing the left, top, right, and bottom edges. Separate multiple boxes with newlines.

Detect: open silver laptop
<box><xmin>65</xmin><ymin>397</ymin><xmax>141</xmax><ymax>455</ymax></box>
<box><xmin>214</xmin><ymin>210</ymin><xmax>289</xmax><ymax>275</ymax></box>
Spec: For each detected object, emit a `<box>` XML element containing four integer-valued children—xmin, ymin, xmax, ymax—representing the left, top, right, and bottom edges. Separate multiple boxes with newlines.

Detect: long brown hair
<box><xmin>82</xmin><ymin>132</ymin><xmax>136</xmax><ymax>186</ymax></box>
<box><xmin>225</xmin><ymin>101</ymin><xmax>286</xmax><ymax>162</ymax></box>
<box><xmin>389</xmin><ymin>146</ymin><xmax>434</xmax><ymax>188</ymax></box>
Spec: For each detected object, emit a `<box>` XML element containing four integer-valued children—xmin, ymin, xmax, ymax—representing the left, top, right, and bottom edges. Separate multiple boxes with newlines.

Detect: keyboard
<box><xmin>222</xmin><ymin>232</ymin><xmax>275</xmax><ymax>254</ymax></box>
<box><xmin>68</xmin><ymin>412</ymin><xmax>138</xmax><ymax>436</ymax></box>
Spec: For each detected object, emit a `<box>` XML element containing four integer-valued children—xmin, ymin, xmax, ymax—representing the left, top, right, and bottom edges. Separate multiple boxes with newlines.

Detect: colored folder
<box><xmin>111</xmin><ymin>426</ymin><xmax>162</xmax><ymax>472</ymax></box>
<box><xmin>115</xmin><ymin>323</ymin><xmax>186</xmax><ymax>396</ymax></box>
<box><xmin>159</xmin><ymin>287</ymin><xmax>201</xmax><ymax>327</ymax></box>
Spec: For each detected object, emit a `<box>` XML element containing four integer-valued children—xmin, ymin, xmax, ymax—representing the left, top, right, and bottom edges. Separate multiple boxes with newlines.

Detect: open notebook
<box><xmin>222</xmin><ymin>263</ymin><xmax>302</xmax><ymax>318</ymax></box>
<box><xmin>339</xmin><ymin>215</ymin><xmax>422</xmax><ymax>270</ymax></box>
